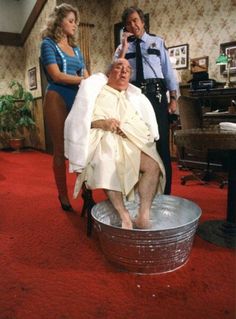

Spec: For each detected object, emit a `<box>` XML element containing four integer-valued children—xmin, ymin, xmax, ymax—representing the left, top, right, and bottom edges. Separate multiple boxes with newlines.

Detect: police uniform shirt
<box><xmin>114</xmin><ymin>32</ymin><xmax>177</xmax><ymax>92</ymax></box>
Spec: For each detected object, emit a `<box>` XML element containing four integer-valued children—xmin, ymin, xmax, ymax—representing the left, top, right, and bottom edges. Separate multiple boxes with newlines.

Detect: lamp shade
<box><xmin>216</xmin><ymin>53</ymin><xmax>229</xmax><ymax>65</ymax></box>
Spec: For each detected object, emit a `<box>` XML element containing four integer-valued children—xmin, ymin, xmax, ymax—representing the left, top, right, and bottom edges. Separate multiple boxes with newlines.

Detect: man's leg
<box><xmin>105</xmin><ymin>190</ymin><xmax>133</xmax><ymax>229</ymax></box>
<box><xmin>135</xmin><ymin>152</ymin><xmax>160</xmax><ymax>228</ymax></box>
<box><xmin>146</xmin><ymin>93</ymin><xmax>172</xmax><ymax>194</ymax></box>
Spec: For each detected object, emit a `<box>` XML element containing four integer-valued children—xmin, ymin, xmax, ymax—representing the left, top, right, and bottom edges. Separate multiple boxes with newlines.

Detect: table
<box><xmin>174</xmin><ymin>127</ymin><xmax>236</xmax><ymax>249</ymax></box>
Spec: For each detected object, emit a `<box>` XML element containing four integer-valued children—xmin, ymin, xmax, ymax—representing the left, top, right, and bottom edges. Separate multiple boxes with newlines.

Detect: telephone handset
<box><xmin>123</xmin><ymin>27</ymin><xmax>135</xmax><ymax>42</ymax></box>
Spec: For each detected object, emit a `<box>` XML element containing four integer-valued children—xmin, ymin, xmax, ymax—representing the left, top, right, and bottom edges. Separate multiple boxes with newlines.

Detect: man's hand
<box><xmin>91</xmin><ymin>119</ymin><xmax>126</xmax><ymax>137</ymax></box>
<box><xmin>168</xmin><ymin>91</ymin><xmax>177</xmax><ymax>114</ymax></box>
<box><xmin>168</xmin><ymin>99</ymin><xmax>177</xmax><ymax>114</ymax></box>
<box><xmin>104</xmin><ymin>118</ymin><xmax>120</xmax><ymax>132</ymax></box>
<box><xmin>118</xmin><ymin>31</ymin><xmax>133</xmax><ymax>58</ymax></box>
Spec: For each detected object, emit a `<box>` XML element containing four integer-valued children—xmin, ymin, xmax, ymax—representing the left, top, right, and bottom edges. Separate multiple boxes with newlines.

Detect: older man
<box><xmin>64</xmin><ymin>59</ymin><xmax>165</xmax><ymax>229</ymax></box>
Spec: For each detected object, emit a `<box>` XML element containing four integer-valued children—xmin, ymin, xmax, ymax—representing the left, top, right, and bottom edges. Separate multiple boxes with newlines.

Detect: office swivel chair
<box><xmin>176</xmin><ymin>96</ymin><xmax>227</xmax><ymax>187</ymax></box>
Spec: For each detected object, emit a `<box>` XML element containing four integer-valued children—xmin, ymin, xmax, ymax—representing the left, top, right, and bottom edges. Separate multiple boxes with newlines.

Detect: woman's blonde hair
<box><xmin>41</xmin><ymin>3</ymin><xmax>80</xmax><ymax>47</ymax></box>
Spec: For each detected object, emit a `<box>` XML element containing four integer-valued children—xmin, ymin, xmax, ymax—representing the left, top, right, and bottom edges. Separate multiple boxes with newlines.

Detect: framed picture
<box><xmin>28</xmin><ymin>67</ymin><xmax>37</xmax><ymax>90</ymax></box>
<box><xmin>168</xmin><ymin>44</ymin><xmax>189</xmax><ymax>69</ymax></box>
<box><xmin>114</xmin><ymin>14</ymin><xmax>149</xmax><ymax>50</ymax></box>
<box><xmin>219</xmin><ymin>41</ymin><xmax>236</xmax><ymax>75</ymax></box>
<box><xmin>190</xmin><ymin>56</ymin><xmax>209</xmax><ymax>73</ymax></box>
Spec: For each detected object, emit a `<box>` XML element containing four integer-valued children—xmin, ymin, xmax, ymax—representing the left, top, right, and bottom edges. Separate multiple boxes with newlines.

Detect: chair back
<box><xmin>178</xmin><ymin>96</ymin><xmax>203</xmax><ymax>129</ymax></box>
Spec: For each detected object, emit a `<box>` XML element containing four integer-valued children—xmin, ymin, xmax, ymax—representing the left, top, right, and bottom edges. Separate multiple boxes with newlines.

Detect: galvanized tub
<box><xmin>92</xmin><ymin>195</ymin><xmax>201</xmax><ymax>274</ymax></box>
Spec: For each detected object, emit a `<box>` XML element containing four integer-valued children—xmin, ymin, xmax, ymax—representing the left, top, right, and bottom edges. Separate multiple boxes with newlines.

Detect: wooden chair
<box><xmin>178</xmin><ymin>96</ymin><xmax>203</xmax><ymax>130</ymax></box>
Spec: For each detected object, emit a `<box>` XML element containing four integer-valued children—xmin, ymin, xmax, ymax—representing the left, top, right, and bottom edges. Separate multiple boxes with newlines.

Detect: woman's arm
<box><xmin>46</xmin><ymin>64</ymin><xmax>85</xmax><ymax>84</ymax></box>
<box><xmin>41</xmin><ymin>38</ymin><xmax>89</xmax><ymax>85</ymax></box>
<box><xmin>45</xmin><ymin>64</ymin><xmax>86</xmax><ymax>85</ymax></box>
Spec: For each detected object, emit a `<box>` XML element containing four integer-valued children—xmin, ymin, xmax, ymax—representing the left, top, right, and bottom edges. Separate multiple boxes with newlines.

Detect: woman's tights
<box><xmin>43</xmin><ymin>90</ymin><xmax>70</xmax><ymax>204</ymax></box>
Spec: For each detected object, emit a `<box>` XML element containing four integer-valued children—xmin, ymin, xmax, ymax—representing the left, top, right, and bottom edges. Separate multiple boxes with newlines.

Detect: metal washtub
<box><xmin>91</xmin><ymin>195</ymin><xmax>202</xmax><ymax>274</ymax></box>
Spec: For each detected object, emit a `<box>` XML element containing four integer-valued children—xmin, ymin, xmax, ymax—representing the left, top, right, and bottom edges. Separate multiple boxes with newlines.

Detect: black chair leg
<box><xmin>81</xmin><ymin>184</ymin><xmax>96</xmax><ymax>236</ymax></box>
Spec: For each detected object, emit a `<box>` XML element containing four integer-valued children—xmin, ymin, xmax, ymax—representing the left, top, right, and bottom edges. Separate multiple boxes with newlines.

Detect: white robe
<box><xmin>64</xmin><ymin>73</ymin><xmax>166</xmax><ymax>199</ymax></box>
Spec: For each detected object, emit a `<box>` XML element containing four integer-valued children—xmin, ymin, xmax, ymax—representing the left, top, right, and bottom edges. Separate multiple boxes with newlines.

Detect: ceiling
<box><xmin>0</xmin><ymin>0</ymin><xmax>47</xmax><ymax>46</ymax></box>
<box><xmin>0</xmin><ymin>0</ymin><xmax>37</xmax><ymax>33</ymax></box>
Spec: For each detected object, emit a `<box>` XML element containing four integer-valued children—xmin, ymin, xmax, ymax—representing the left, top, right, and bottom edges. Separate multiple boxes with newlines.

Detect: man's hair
<box><xmin>105</xmin><ymin>62</ymin><xmax>114</xmax><ymax>76</ymax></box>
<box><xmin>41</xmin><ymin>3</ymin><xmax>80</xmax><ymax>47</ymax></box>
<box><xmin>121</xmin><ymin>6</ymin><xmax>145</xmax><ymax>26</ymax></box>
<box><xmin>105</xmin><ymin>59</ymin><xmax>132</xmax><ymax>77</ymax></box>
<box><xmin>105</xmin><ymin>60</ymin><xmax>120</xmax><ymax>76</ymax></box>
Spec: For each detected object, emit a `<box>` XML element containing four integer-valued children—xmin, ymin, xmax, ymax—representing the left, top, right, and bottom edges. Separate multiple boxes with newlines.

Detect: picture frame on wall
<box><xmin>28</xmin><ymin>67</ymin><xmax>37</xmax><ymax>90</ymax></box>
<box><xmin>114</xmin><ymin>14</ymin><xmax>149</xmax><ymax>50</ymax></box>
<box><xmin>190</xmin><ymin>56</ymin><xmax>209</xmax><ymax>73</ymax></box>
<box><xmin>220</xmin><ymin>41</ymin><xmax>236</xmax><ymax>75</ymax></box>
<box><xmin>168</xmin><ymin>44</ymin><xmax>189</xmax><ymax>70</ymax></box>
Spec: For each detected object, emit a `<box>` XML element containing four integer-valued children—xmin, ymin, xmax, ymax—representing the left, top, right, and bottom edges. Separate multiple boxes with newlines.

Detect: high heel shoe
<box><xmin>58</xmin><ymin>196</ymin><xmax>73</xmax><ymax>212</ymax></box>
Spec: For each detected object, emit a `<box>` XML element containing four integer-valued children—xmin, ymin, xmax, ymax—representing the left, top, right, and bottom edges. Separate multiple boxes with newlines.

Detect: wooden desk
<box><xmin>190</xmin><ymin>87</ymin><xmax>236</xmax><ymax>97</ymax></box>
<box><xmin>203</xmin><ymin>112</ymin><xmax>236</xmax><ymax>127</ymax></box>
<box><xmin>175</xmin><ymin>128</ymin><xmax>236</xmax><ymax>249</ymax></box>
<box><xmin>189</xmin><ymin>87</ymin><xmax>236</xmax><ymax>112</ymax></box>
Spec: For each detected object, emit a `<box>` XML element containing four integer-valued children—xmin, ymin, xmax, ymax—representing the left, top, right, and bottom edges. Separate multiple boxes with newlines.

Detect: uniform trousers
<box><xmin>145</xmin><ymin>92</ymin><xmax>172</xmax><ymax>195</ymax></box>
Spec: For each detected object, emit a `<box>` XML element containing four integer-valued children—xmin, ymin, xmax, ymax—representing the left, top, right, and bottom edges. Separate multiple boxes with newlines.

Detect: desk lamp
<box><xmin>216</xmin><ymin>53</ymin><xmax>232</xmax><ymax>88</ymax></box>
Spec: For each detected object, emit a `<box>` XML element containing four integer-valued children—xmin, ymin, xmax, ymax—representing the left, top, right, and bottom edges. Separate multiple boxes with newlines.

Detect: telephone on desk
<box><xmin>189</xmin><ymin>71</ymin><xmax>216</xmax><ymax>90</ymax></box>
<box><xmin>191</xmin><ymin>79</ymin><xmax>216</xmax><ymax>90</ymax></box>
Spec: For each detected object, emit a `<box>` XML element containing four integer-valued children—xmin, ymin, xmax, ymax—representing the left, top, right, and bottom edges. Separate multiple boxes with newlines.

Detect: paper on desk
<box><xmin>204</xmin><ymin>110</ymin><xmax>229</xmax><ymax>115</ymax></box>
<box><xmin>219</xmin><ymin>122</ymin><xmax>236</xmax><ymax>131</ymax></box>
<box><xmin>204</xmin><ymin>110</ymin><xmax>220</xmax><ymax>115</ymax></box>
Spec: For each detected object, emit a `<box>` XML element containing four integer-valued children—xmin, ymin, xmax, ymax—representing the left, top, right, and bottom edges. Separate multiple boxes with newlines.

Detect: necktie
<box><xmin>136</xmin><ymin>38</ymin><xmax>144</xmax><ymax>83</ymax></box>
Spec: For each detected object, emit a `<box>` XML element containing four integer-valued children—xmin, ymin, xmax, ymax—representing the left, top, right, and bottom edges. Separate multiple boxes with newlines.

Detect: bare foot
<box><xmin>118</xmin><ymin>209</ymin><xmax>133</xmax><ymax>229</ymax></box>
<box><xmin>121</xmin><ymin>219</ymin><xmax>133</xmax><ymax>229</ymax></box>
<box><xmin>134</xmin><ymin>216</ymin><xmax>151</xmax><ymax>229</ymax></box>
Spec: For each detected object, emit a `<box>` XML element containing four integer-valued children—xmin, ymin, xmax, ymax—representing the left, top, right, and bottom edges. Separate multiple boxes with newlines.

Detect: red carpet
<box><xmin>0</xmin><ymin>149</ymin><xmax>235</xmax><ymax>319</ymax></box>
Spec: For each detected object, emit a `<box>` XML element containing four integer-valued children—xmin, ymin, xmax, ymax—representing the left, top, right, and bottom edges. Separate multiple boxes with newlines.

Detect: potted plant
<box><xmin>0</xmin><ymin>80</ymin><xmax>36</xmax><ymax>151</ymax></box>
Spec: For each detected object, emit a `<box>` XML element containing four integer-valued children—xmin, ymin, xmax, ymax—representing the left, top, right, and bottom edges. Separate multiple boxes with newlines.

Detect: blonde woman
<box><xmin>40</xmin><ymin>3</ymin><xmax>89</xmax><ymax>211</ymax></box>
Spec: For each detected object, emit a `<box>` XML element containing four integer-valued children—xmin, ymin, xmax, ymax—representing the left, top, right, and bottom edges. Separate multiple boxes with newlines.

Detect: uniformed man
<box><xmin>114</xmin><ymin>6</ymin><xmax>178</xmax><ymax>195</ymax></box>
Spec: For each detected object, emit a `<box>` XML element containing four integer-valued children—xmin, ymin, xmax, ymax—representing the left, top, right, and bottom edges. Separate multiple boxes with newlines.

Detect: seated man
<box><xmin>64</xmin><ymin>59</ymin><xmax>166</xmax><ymax>229</ymax></box>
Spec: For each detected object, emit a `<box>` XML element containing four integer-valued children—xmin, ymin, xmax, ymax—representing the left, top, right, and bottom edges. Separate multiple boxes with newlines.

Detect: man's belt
<box><xmin>131</xmin><ymin>78</ymin><xmax>167</xmax><ymax>95</ymax></box>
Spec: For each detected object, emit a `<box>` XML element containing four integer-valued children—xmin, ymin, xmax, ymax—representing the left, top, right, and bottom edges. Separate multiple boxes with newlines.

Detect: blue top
<box><xmin>40</xmin><ymin>37</ymin><xmax>85</xmax><ymax>85</ymax></box>
<box><xmin>114</xmin><ymin>32</ymin><xmax>177</xmax><ymax>91</ymax></box>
